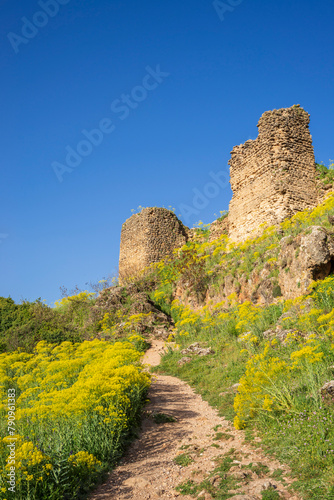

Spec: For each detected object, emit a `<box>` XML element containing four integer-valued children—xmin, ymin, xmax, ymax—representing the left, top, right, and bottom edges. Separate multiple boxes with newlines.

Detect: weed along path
<box><xmin>89</xmin><ymin>341</ymin><xmax>300</xmax><ymax>500</ymax></box>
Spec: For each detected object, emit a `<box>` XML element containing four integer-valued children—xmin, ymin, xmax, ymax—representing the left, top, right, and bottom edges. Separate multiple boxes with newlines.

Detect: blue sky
<box><xmin>0</xmin><ymin>0</ymin><xmax>333</xmax><ymax>305</ymax></box>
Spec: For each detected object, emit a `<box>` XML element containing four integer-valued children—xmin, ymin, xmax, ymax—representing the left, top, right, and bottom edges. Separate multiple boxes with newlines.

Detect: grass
<box><xmin>151</xmin><ymin>412</ymin><xmax>176</xmax><ymax>423</ymax></box>
<box><xmin>175</xmin><ymin>479</ymin><xmax>201</xmax><ymax>496</ymax></box>
<box><xmin>153</xmin><ymin>292</ymin><xmax>334</xmax><ymax>498</ymax></box>
<box><xmin>261</xmin><ymin>490</ymin><xmax>281</xmax><ymax>500</ymax></box>
<box><xmin>175</xmin><ymin>450</ymin><xmax>242</xmax><ymax>499</ymax></box>
<box><xmin>3</xmin><ymin>170</ymin><xmax>334</xmax><ymax>499</ymax></box>
<box><xmin>316</xmin><ymin>162</ymin><xmax>334</xmax><ymax>185</ymax></box>
<box><xmin>155</xmin><ymin>331</ymin><xmax>247</xmax><ymax>422</ymax></box>
<box><xmin>173</xmin><ymin>453</ymin><xmax>194</xmax><ymax>467</ymax></box>
<box><xmin>150</xmin><ymin>189</ymin><xmax>334</xmax><ymax>499</ymax></box>
<box><xmin>243</xmin><ymin>462</ymin><xmax>270</xmax><ymax>477</ymax></box>
<box><xmin>213</xmin><ymin>432</ymin><xmax>234</xmax><ymax>441</ymax></box>
<box><xmin>0</xmin><ymin>339</ymin><xmax>150</xmax><ymax>500</ymax></box>
<box><xmin>174</xmin><ymin>450</ymin><xmax>284</xmax><ymax>499</ymax></box>
<box><xmin>270</xmin><ymin>468</ymin><xmax>286</xmax><ymax>483</ymax></box>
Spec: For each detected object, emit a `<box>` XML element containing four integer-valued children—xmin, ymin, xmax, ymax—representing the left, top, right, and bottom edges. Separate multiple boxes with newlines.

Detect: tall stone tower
<box><xmin>228</xmin><ymin>105</ymin><xmax>317</xmax><ymax>242</ymax></box>
<box><xmin>119</xmin><ymin>207</ymin><xmax>188</xmax><ymax>280</ymax></box>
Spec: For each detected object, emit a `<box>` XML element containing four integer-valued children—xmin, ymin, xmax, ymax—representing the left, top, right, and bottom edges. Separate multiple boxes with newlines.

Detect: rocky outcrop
<box><xmin>94</xmin><ymin>285</ymin><xmax>174</xmax><ymax>339</ymax></box>
<box><xmin>177</xmin><ymin>343</ymin><xmax>214</xmax><ymax>366</ymax></box>
<box><xmin>180</xmin><ymin>342</ymin><xmax>214</xmax><ymax>356</ymax></box>
<box><xmin>174</xmin><ymin>268</ymin><xmax>280</xmax><ymax>311</ymax></box>
<box><xmin>321</xmin><ymin>380</ymin><xmax>334</xmax><ymax>397</ymax></box>
<box><xmin>278</xmin><ymin>226</ymin><xmax>334</xmax><ymax>299</ymax></box>
<box><xmin>174</xmin><ymin>225</ymin><xmax>334</xmax><ymax>307</ymax></box>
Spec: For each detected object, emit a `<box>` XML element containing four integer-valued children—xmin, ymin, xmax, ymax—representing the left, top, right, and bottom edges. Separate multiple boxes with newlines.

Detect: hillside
<box><xmin>1</xmin><ymin>163</ymin><xmax>334</xmax><ymax>498</ymax></box>
<box><xmin>1</xmin><ymin>100</ymin><xmax>334</xmax><ymax>499</ymax></box>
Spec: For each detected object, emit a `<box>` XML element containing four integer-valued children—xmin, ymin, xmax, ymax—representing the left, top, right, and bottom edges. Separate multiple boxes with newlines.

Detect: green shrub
<box><xmin>173</xmin><ymin>453</ymin><xmax>194</xmax><ymax>466</ymax></box>
<box><xmin>0</xmin><ymin>298</ymin><xmax>82</xmax><ymax>352</ymax></box>
<box><xmin>272</xmin><ymin>285</ymin><xmax>282</xmax><ymax>298</ymax></box>
<box><xmin>311</xmin><ymin>276</ymin><xmax>334</xmax><ymax>312</ymax></box>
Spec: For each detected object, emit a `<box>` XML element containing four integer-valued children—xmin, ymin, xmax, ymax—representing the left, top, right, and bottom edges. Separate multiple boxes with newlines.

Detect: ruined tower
<box><xmin>228</xmin><ymin>105</ymin><xmax>317</xmax><ymax>242</ymax></box>
<box><xmin>119</xmin><ymin>207</ymin><xmax>188</xmax><ymax>280</ymax></box>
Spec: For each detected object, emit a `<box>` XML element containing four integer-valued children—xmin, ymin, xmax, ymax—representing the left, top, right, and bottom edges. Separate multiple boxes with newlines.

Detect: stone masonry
<box><xmin>209</xmin><ymin>215</ymin><xmax>229</xmax><ymax>242</ymax></box>
<box><xmin>228</xmin><ymin>105</ymin><xmax>318</xmax><ymax>242</ymax></box>
<box><xmin>119</xmin><ymin>207</ymin><xmax>188</xmax><ymax>280</ymax></box>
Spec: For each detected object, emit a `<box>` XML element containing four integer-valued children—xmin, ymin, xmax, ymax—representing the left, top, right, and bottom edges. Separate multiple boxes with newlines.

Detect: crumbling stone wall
<box><xmin>119</xmin><ymin>207</ymin><xmax>188</xmax><ymax>279</ymax></box>
<box><xmin>209</xmin><ymin>216</ymin><xmax>229</xmax><ymax>242</ymax></box>
<box><xmin>228</xmin><ymin>105</ymin><xmax>318</xmax><ymax>242</ymax></box>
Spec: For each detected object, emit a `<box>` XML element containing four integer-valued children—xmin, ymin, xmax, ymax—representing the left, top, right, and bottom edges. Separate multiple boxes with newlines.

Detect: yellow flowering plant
<box><xmin>234</xmin><ymin>343</ymin><xmax>291</xmax><ymax>428</ymax></box>
<box><xmin>0</xmin><ymin>339</ymin><xmax>151</xmax><ymax>499</ymax></box>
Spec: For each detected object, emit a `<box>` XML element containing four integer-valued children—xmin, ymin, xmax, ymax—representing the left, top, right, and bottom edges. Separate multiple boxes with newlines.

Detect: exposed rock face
<box><xmin>180</xmin><ymin>342</ymin><xmax>214</xmax><ymax>356</ymax></box>
<box><xmin>220</xmin><ymin>265</ymin><xmax>279</xmax><ymax>306</ymax></box>
<box><xmin>178</xmin><ymin>357</ymin><xmax>191</xmax><ymax>366</ymax></box>
<box><xmin>278</xmin><ymin>226</ymin><xmax>334</xmax><ymax>299</ymax></box>
<box><xmin>174</xmin><ymin>261</ymin><xmax>280</xmax><ymax>310</ymax></box>
<box><xmin>228</xmin><ymin>105</ymin><xmax>318</xmax><ymax>242</ymax></box>
<box><xmin>175</xmin><ymin>226</ymin><xmax>334</xmax><ymax>307</ymax></box>
<box><xmin>119</xmin><ymin>208</ymin><xmax>188</xmax><ymax>281</ymax></box>
<box><xmin>321</xmin><ymin>380</ymin><xmax>334</xmax><ymax>397</ymax></box>
<box><xmin>94</xmin><ymin>284</ymin><xmax>174</xmax><ymax>339</ymax></box>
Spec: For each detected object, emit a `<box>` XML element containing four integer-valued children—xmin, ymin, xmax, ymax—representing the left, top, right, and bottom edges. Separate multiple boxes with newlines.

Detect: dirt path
<box><xmin>89</xmin><ymin>341</ymin><xmax>300</xmax><ymax>500</ymax></box>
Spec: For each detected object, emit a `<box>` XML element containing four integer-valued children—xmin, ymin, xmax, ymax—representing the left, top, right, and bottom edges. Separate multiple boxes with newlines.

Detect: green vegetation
<box><xmin>261</xmin><ymin>489</ymin><xmax>281</xmax><ymax>500</ymax></box>
<box><xmin>216</xmin><ymin>210</ymin><xmax>228</xmax><ymax>222</ymax></box>
<box><xmin>0</xmin><ymin>296</ymin><xmax>83</xmax><ymax>352</ymax></box>
<box><xmin>175</xmin><ymin>449</ymin><xmax>242</xmax><ymax>498</ymax></box>
<box><xmin>243</xmin><ymin>462</ymin><xmax>270</xmax><ymax>477</ymax></box>
<box><xmin>0</xmin><ymin>276</ymin><xmax>159</xmax><ymax>353</ymax></box>
<box><xmin>0</xmin><ymin>338</ymin><xmax>150</xmax><ymax>499</ymax></box>
<box><xmin>151</xmin><ymin>412</ymin><xmax>176</xmax><ymax>423</ymax></box>
<box><xmin>173</xmin><ymin>453</ymin><xmax>194</xmax><ymax>467</ymax></box>
<box><xmin>3</xmin><ymin>163</ymin><xmax>334</xmax><ymax>498</ymax></box>
<box><xmin>0</xmin><ymin>285</ymin><xmax>159</xmax><ymax>498</ymax></box>
<box><xmin>213</xmin><ymin>432</ymin><xmax>234</xmax><ymax>440</ymax></box>
<box><xmin>148</xmin><ymin>190</ymin><xmax>334</xmax><ymax>498</ymax></box>
<box><xmin>316</xmin><ymin>161</ymin><xmax>334</xmax><ymax>185</ymax></box>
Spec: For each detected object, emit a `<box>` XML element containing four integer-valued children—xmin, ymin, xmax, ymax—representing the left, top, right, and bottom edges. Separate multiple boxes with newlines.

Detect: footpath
<box><xmin>89</xmin><ymin>340</ymin><xmax>300</xmax><ymax>500</ymax></box>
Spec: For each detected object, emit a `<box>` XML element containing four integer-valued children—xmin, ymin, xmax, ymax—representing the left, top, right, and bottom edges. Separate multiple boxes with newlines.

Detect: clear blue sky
<box><xmin>1</xmin><ymin>0</ymin><xmax>333</xmax><ymax>305</ymax></box>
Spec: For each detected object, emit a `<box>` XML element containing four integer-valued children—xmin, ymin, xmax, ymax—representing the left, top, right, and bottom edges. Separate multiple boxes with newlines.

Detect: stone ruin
<box><xmin>119</xmin><ymin>207</ymin><xmax>188</xmax><ymax>280</ymax></box>
<box><xmin>119</xmin><ymin>105</ymin><xmax>319</xmax><ymax>275</ymax></box>
<box><xmin>228</xmin><ymin>104</ymin><xmax>318</xmax><ymax>241</ymax></box>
